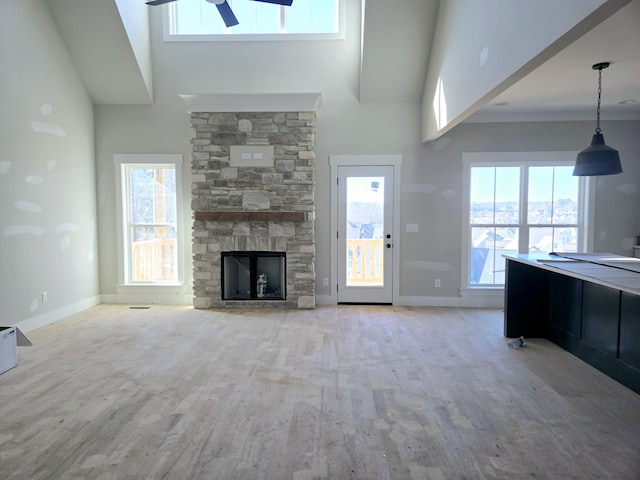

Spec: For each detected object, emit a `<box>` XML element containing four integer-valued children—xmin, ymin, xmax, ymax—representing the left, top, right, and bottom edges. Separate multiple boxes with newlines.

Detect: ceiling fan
<box><xmin>146</xmin><ymin>0</ymin><xmax>294</xmax><ymax>28</ymax></box>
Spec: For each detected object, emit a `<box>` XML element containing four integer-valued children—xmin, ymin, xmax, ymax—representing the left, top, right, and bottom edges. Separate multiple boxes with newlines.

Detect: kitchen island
<box><xmin>504</xmin><ymin>253</ymin><xmax>640</xmax><ymax>395</ymax></box>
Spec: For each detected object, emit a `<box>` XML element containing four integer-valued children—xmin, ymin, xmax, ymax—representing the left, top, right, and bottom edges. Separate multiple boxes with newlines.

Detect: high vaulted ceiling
<box><xmin>45</xmin><ymin>0</ymin><xmax>640</xmax><ymax>137</ymax></box>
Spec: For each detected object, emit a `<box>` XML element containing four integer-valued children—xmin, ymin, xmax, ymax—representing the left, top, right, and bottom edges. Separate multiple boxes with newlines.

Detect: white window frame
<box><xmin>162</xmin><ymin>0</ymin><xmax>345</xmax><ymax>42</ymax></box>
<box><xmin>461</xmin><ymin>152</ymin><xmax>595</xmax><ymax>290</ymax></box>
<box><xmin>114</xmin><ymin>154</ymin><xmax>184</xmax><ymax>286</ymax></box>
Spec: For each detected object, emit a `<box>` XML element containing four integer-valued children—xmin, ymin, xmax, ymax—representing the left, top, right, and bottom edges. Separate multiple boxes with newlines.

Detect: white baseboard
<box><xmin>100</xmin><ymin>284</ymin><xmax>193</xmax><ymax>306</ymax></box>
<box><xmin>315</xmin><ymin>293</ymin><xmax>504</xmax><ymax>308</ymax></box>
<box><xmin>13</xmin><ymin>295</ymin><xmax>102</xmax><ymax>333</ymax></box>
<box><xmin>101</xmin><ymin>294</ymin><xmax>192</xmax><ymax>305</ymax></box>
<box><xmin>314</xmin><ymin>295</ymin><xmax>334</xmax><ymax>305</ymax></box>
<box><xmin>394</xmin><ymin>296</ymin><xmax>463</xmax><ymax>307</ymax></box>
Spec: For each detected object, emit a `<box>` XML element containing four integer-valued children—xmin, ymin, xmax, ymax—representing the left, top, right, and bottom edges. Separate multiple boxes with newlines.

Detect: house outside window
<box><xmin>163</xmin><ymin>0</ymin><xmax>343</xmax><ymax>40</ymax></box>
<box><xmin>114</xmin><ymin>154</ymin><xmax>183</xmax><ymax>285</ymax></box>
<box><xmin>462</xmin><ymin>152</ymin><xmax>591</xmax><ymax>288</ymax></box>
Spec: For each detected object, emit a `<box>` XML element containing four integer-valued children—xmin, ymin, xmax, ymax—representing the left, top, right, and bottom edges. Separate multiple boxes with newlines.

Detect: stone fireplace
<box><xmin>187</xmin><ymin>94</ymin><xmax>320</xmax><ymax>309</ymax></box>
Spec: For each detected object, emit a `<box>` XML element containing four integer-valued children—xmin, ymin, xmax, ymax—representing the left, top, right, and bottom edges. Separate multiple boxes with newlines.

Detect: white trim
<box><xmin>315</xmin><ymin>294</ymin><xmax>333</xmax><ymax>305</ymax></box>
<box><xmin>315</xmin><ymin>293</ymin><xmax>503</xmax><ymax>309</ymax></box>
<box><xmin>459</xmin><ymin>288</ymin><xmax>505</xmax><ymax>308</ymax></box>
<box><xmin>114</xmin><ymin>154</ymin><xmax>184</xmax><ymax>166</ymax></box>
<box><xmin>102</xmin><ymin>285</ymin><xmax>192</xmax><ymax>306</ymax></box>
<box><xmin>12</xmin><ymin>296</ymin><xmax>101</xmax><ymax>333</ymax></box>
<box><xmin>394</xmin><ymin>292</ymin><xmax>504</xmax><ymax>309</ymax></box>
<box><xmin>462</xmin><ymin>151</ymin><xmax>578</xmax><ymax>165</ymax></box>
<box><xmin>165</xmin><ymin>32</ymin><xmax>345</xmax><ymax>42</ymax></box>
<box><xmin>329</xmin><ymin>155</ymin><xmax>402</xmax><ymax>305</ymax></box>
<box><xmin>179</xmin><ymin>93</ymin><xmax>323</xmax><ymax>113</ymax></box>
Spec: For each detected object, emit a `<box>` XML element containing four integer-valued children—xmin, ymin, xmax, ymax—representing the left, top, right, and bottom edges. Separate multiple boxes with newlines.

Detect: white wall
<box><xmin>0</xmin><ymin>0</ymin><xmax>100</xmax><ymax>330</ymax></box>
<box><xmin>92</xmin><ymin>1</ymin><xmax>640</xmax><ymax>305</ymax></box>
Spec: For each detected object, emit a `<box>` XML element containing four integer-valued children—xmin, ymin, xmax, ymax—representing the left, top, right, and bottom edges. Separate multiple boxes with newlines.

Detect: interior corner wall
<box><xmin>0</xmin><ymin>0</ymin><xmax>100</xmax><ymax>331</ymax></box>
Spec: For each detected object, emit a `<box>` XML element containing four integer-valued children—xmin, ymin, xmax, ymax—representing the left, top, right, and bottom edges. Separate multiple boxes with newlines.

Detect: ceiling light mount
<box><xmin>573</xmin><ymin>61</ymin><xmax>623</xmax><ymax>176</ymax></box>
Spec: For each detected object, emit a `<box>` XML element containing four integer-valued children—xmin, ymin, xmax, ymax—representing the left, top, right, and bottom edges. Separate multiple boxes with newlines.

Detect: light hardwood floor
<box><xmin>1</xmin><ymin>305</ymin><xmax>639</xmax><ymax>479</ymax></box>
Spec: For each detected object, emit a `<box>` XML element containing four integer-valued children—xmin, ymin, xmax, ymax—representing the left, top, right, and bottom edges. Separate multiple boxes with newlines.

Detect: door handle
<box><xmin>386</xmin><ymin>243</ymin><xmax>391</xmax><ymax>248</ymax></box>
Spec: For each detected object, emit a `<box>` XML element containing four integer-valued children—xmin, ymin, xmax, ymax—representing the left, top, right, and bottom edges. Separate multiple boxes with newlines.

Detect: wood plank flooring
<box><xmin>1</xmin><ymin>305</ymin><xmax>639</xmax><ymax>479</ymax></box>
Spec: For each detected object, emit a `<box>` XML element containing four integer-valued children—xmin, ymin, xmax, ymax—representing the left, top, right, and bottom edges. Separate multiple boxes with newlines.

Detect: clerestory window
<box><xmin>163</xmin><ymin>0</ymin><xmax>343</xmax><ymax>41</ymax></box>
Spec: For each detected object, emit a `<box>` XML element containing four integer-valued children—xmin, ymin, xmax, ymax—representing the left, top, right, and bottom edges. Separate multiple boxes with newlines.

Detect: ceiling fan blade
<box><xmin>146</xmin><ymin>0</ymin><xmax>178</xmax><ymax>5</ymax></box>
<box><xmin>216</xmin><ymin>1</ymin><xmax>239</xmax><ymax>27</ymax></box>
<box><xmin>252</xmin><ymin>0</ymin><xmax>294</xmax><ymax>5</ymax></box>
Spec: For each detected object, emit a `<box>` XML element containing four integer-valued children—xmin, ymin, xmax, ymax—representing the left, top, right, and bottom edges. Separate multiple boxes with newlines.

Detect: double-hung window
<box><xmin>114</xmin><ymin>154</ymin><xmax>183</xmax><ymax>285</ymax></box>
<box><xmin>462</xmin><ymin>152</ymin><xmax>591</xmax><ymax>288</ymax></box>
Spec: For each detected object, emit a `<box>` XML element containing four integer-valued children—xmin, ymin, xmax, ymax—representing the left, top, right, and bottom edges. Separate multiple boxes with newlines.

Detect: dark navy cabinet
<box><xmin>504</xmin><ymin>255</ymin><xmax>640</xmax><ymax>395</ymax></box>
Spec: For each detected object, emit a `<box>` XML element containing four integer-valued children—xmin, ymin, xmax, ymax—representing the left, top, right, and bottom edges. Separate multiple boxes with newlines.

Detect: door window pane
<box><xmin>345</xmin><ymin>176</ymin><xmax>384</xmax><ymax>286</ymax></box>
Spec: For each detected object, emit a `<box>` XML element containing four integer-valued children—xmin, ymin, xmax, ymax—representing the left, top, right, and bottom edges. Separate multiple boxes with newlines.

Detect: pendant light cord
<box><xmin>595</xmin><ymin>66</ymin><xmax>603</xmax><ymax>134</ymax></box>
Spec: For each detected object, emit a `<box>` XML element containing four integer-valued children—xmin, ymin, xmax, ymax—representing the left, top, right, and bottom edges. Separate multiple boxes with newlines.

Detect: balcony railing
<box><xmin>347</xmin><ymin>238</ymin><xmax>383</xmax><ymax>285</ymax></box>
<box><xmin>132</xmin><ymin>239</ymin><xmax>177</xmax><ymax>282</ymax></box>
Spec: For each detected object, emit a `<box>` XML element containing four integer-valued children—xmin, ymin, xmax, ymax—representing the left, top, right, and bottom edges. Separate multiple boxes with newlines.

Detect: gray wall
<box><xmin>398</xmin><ymin>120</ymin><xmax>640</xmax><ymax>299</ymax></box>
<box><xmin>0</xmin><ymin>0</ymin><xmax>99</xmax><ymax>329</ymax></box>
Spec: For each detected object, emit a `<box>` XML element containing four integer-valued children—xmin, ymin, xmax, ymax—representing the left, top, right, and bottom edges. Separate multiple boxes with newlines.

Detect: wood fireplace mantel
<box><xmin>194</xmin><ymin>211</ymin><xmax>306</xmax><ymax>222</ymax></box>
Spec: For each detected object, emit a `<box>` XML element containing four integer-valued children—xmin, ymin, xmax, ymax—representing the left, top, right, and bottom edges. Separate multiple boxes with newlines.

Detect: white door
<box><xmin>337</xmin><ymin>166</ymin><xmax>394</xmax><ymax>303</ymax></box>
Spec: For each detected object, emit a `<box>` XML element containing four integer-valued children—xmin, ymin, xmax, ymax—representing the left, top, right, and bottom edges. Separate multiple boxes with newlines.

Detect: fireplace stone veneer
<box><xmin>190</xmin><ymin>111</ymin><xmax>316</xmax><ymax>309</ymax></box>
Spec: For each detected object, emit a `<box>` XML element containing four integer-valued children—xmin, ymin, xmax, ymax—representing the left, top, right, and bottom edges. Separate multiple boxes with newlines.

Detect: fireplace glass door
<box><xmin>221</xmin><ymin>251</ymin><xmax>286</xmax><ymax>300</ymax></box>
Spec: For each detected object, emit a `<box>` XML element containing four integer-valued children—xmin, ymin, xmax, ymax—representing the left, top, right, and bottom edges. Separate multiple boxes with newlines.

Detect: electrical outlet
<box><xmin>435</xmin><ymin>279</ymin><xmax>441</xmax><ymax>288</ymax></box>
<box><xmin>322</xmin><ymin>277</ymin><xmax>329</xmax><ymax>287</ymax></box>
<box><xmin>42</xmin><ymin>291</ymin><xmax>48</xmax><ymax>302</ymax></box>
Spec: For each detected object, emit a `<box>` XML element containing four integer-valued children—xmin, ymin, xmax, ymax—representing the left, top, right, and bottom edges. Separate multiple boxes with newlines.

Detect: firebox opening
<box><xmin>221</xmin><ymin>251</ymin><xmax>286</xmax><ymax>301</ymax></box>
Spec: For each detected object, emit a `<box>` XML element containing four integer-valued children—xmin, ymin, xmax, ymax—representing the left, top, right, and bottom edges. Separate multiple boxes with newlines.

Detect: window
<box><xmin>463</xmin><ymin>152</ymin><xmax>590</xmax><ymax>288</ymax></box>
<box><xmin>114</xmin><ymin>154</ymin><xmax>183</xmax><ymax>285</ymax></box>
<box><xmin>164</xmin><ymin>0</ymin><xmax>343</xmax><ymax>40</ymax></box>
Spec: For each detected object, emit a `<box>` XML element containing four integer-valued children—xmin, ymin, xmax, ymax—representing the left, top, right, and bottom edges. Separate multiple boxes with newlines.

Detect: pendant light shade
<box><xmin>574</xmin><ymin>133</ymin><xmax>622</xmax><ymax>176</ymax></box>
<box><xmin>573</xmin><ymin>62</ymin><xmax>623</xmax><ymax>176</ymax></box>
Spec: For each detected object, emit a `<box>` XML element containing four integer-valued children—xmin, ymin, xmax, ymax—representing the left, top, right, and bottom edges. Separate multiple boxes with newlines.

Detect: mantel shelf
<box><xmin>194</xmin><ymin>211</ymin><xmax>306</xmax><ymax>222</ymax></box>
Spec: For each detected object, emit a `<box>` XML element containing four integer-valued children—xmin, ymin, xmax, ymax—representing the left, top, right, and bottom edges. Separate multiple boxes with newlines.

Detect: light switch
<box><xmin>253</xmin><ymin>152</ymin><xmax>263</xmax><ymax>159</ymax></box>
<box><xmin>406</xmin><ymin>223</ymin><xmax>419</xmax><ymax>233</ymax></box>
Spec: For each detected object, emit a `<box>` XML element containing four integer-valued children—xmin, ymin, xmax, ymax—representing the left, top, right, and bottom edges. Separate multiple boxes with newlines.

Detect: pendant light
<box><xmin>573</xmin><ymin>62</ymin><xmax>623</xmax><ymax>176</ymax></box>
